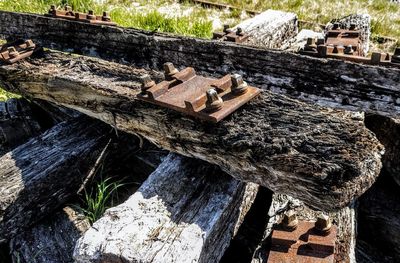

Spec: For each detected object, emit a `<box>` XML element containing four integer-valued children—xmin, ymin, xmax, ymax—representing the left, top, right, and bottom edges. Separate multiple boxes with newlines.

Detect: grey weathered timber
<box><xmin>365</xmin><ymin>115</ymin><xmax>400</xmax><ymax>186</ymax></box>
<box><xmin>74</xmin><ymin>153</ymin><xmax>259</xmax><ymax>263</ymax></box>
<box><xmin>252</xmin><ymin>194</ymin><xmax>357</xmax><ymax>263</ymax></box>
<box><xmin>9</xmin><ymin>147</ymin><xmax>165</xmax><ymax>263</ymax></box>
<box><xmin>0</xmin><ymin>98</ymin><xmax>44</xmax><ymax>155</ymax></box>
<box><xmin>10</xmin><ymin>207</ymin><xmax>90</xmax><ymax>263</ymax></box>
<box><xmin>0</xmin><ymin>51</ymin><xmax>384</xmax><ymax>211</ymax></box>
<box><xmin>231</xmin><ymin>9</ymin><xmax>298</xmax><ymax>49</ymax></box>
<box><xmin>0</xmin><ymin>11</ymin><xmax>399</xmax><ymax>118</ymax></box>
<box><xmin>0</xmin><ymin>116</ymin><xmax>141</xmax><ymax>242</ymax></box>
<box><xmin>357</xmin><ymin>171</ymin><xmax>400</xmax><ymax>262</ymax></box>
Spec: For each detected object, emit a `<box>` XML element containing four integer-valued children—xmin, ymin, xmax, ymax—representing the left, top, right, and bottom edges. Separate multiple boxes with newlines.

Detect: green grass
<box><xmin>77</xmin><ymin>177</ymin><xmax>125</xmax><ymax>224</ymax></box>
<box><xmin>205</xmin><ymin>0</ymin><xmax>400</xmax><ymax>40</ymax></box>
<box><xmin>0</xmin><ymin>89</ymin><xmax>20</xmax><ymax>101</ymax></box>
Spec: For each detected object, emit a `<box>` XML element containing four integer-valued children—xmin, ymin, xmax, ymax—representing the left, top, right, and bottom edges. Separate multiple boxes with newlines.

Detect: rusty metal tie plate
<box><xmin>46</xmin><ymin>6</ymin><xmax>117</xmax><ymax>26</ymax></box>
<box><xmin>0</xmin><ymin>39</ymin><xmax>36</xmax><ymax>64</ymax></box>
<box><xmin>212</xmin><ymin>27</ymin><xmax>249</xmax><ymax>43</ymax></box>
<box><xmin>138</xmin><ymin>67</ymin><xmax>260</xmax><ymax>123</ymax></box>
<box><xmin>267</xmin><ymin>221</ymin><xmax>337</xmax><ymax>263</ymax></box>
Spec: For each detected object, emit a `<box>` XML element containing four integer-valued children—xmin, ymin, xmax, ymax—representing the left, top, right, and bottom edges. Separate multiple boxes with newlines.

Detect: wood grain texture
<box><xmin>74</xmin><ymin>153</ymin><xmax>259</xmax><ymax>263</ymax></box>
<box><xmin>0</xmin><ymin>11</ymin><xmax>398</xmax><ymax>118</ymax></box>
<box><xmin>0</xmin><ymin>50</ymin><xmax>384</xmax><ymax>211</ymax></box>
<box><xmin>251</xmin><ymin>194</ymin><xmax>356</xmax><ymax>263</ymax></box>
<box><xmin>0</xmin><ymin>98</ymin><xmax>44</xmax><ymax>155</ymax></box>
<box><xmin>0</xmin><ymin>116</ymin><xmax>141</xmax><ymax>242</ymax></box>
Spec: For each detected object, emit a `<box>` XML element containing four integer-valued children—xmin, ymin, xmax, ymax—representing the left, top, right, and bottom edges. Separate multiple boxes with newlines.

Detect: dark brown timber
<box><xmin>0</xmin><ymin>50</ymin><xmax>384</xmax><ymax>211</ymax></box>
<box><xmin>0</xmin><ymin>11</ymin><xmax>399</xmax><ymax>118</ymax></box>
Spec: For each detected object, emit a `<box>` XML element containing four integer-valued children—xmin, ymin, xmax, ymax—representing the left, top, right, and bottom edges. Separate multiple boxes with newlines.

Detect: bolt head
<box><xmin>140</xmin><ymin>74</ymin><xmax>155</xmax><ymax>91</ymax></box>
<box><xmin>7</xmin><ymin>47</ymin><xmax>19</xmax><ymax>58</ymax></box>
<box><xmin>349</xmin><ymin>23</ymin><xmax>357</xmax><ymax>30</ymax></box>
<box><xmin>25</xmin><ymin>39</ymin><xmax>35</xmax><ymax>49</ymax></box>
<box><xmin>315</xmin><ymin>214</ymin><xmax>332</xmax><ymax>234</ymax></box>
<box><xmin>282</xmin><ymin>211</ymin><xmax>298</xmax><ymax>230</ymax></box>
<box><xmin>205</xmin><ymin>88</ymin><xmax>223</xmax><ymax>112</ymax></box>
<box><xmin>223</xmin><ymin>24</ymin><xmax>230</xmax><ymax>33</ymax></box>
<box><xmin>236</xmin><ymin>27</ymin><xmax>243</xmax><ymax>36</ymax></box>
<box><xmin>64</xmin><ymin>6</ymin><xmax>72</xmax><ymax>11</ymax></box>
<box><xmin>163</xmin><ymin>62</ymin><xmax>179</xmax><ymax>77</ymax></box>
<box><xmin>316</xmin><ymin>38</ymin><xmax>325</xmax><ymax>45</ymax></box>
<box><xmin>231</xmin><ymin>74</ymin><xmax>248</xmax><ymax>95</ymax></box>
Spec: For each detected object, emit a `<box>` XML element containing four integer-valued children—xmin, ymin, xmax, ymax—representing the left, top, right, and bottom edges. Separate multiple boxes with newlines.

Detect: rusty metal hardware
<box><xmin>267</xmin><ymin>216</ymin><xmax>336</xmax><ymax>263</ymax></box>
<box><xmin>46</xmin><ymin>5</ymin><xmax>117</xmax><ymax>26</ymax></box>
<box><xmin>137</xmin><ymin>62</ymin><xmax>261</xmax><ymax>123</ymax></box>
<box><xmin>212</xmin><ymin>25</ymin><xmax>249</xmax><ymax>43</ymax></box>
<box><xmin>0</xmin><ymin>39</ymin><xmax>37</xmax><ymax>64</ymax></box>
<box><xmin>300</xmin><ymin>28</ymin><xmax>400</xmax><ymax>68</ymax></box>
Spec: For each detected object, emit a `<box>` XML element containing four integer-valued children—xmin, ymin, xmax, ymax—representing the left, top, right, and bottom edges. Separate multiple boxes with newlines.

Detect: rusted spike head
<box><xmin>349</xmin><ymin>23</ymin><xmax>357</xmax><ymax>30</ymax></box>
<box><xmin>24</xmin><ymin>39</ymin><xmax>35</xmax><ymax>50</ymax></box>
<box><xmin>306</xmin><ymin>38</ymin><xmax>315</xmax><ymax>45</ymax></box>
<box><xmin>344</xmin><ymin>45</ymin><xmax>353</xmax><ymax>54</ymax></box>
<box><xmin>7</xmin><ymin>47</ymin><xmax>19</xmax><ymax>58</ymax></box>
<box><xmin>223</xmin><ymin>24</ymin><xmax>230</xmax><ymax>33</ymax></box>
<box><xmin>231</xmin><ymin>74</ymin><xmax>248</xmax><ymax>95</ymax></box>
<box><xmin>333</xmin><ymin>23</ymin><xmax>340</xmax><ymax>30</ymax></box>
<box><xmin>140</xmin><ymin>74</ymin><xmax>156</xmax><ymax>92</ymax></box>
<box><xmin>88</xmin><ymin>10</ymin><xmax>94</xmax><ymax>15</ymax></box>
<box><xmin>205</xmin><ymin>88</ymin><xmax>223</xmax><ymax>112</ymax></box>
<box><xmin>163</xmin><ymin>62</ymin><xmax>179</xmax><ymax>77</ymax></box>
<box><xmin>315</xmin><ymin>214</ymin><xmax>332</xmax><ymax>234</ymax></box>
<box><xmin>102</xmin><ymin>11</ymin><xmax>111</xmax><ymax>21</ymax></box>
<box><xmin>282</xmin><ymin>211</ymin><xmax>298</xmax><ymax>231</ymax></box>
<box><xmin>236</xmin><ymin>27</ymin><xmax>243</xmax><ymax>36</ymax></box>
<box><xmin>64</xmin><ymin>6</ymin><xmax>72</xmax><ymax>11</ymax></box>
<box><xmin>316</xmin><ymin>38</ymin><xmax>325</xmax><ymax>45</ymax></box>
<box><xmin>50</xmin><ymin>5</ymin><xmax>56</xmax><ymax>10</ymax></box>
<box><xmin>371</xmin><ymin>52</ymin><xmax>383</xmax><ymax>64</ymax></box>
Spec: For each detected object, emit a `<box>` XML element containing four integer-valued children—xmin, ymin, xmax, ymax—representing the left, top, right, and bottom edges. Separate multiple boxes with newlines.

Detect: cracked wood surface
<box><xmin>0</xmin><ymin>50</ymin><xmax>384</xmax><ymax>211</ymax></box>
<box><xmin>0</xmin><ymin>116</ymin><xmax>141</xmax><ymax>242</ymax></box>
<box><xmin>0</xmin><ymin>11</ymin><xmax>399</xmax><ymax>118</ymax></box>
<box><xmin>74</xmin><ymin>153</ymin><xmax>259</xmax><ymax>263</ymax></box>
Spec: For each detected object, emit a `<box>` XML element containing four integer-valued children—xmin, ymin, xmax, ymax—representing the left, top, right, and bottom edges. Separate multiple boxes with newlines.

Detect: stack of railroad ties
<box><xmin>300</xmin><ymin>23</ymin><xmax>400</xmax><ymax>67</ymax></box>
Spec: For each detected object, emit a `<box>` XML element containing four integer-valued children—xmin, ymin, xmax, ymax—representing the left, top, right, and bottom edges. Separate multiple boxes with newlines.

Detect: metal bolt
<box><xmin>163</xmin><ymin>62</ymin><xmax>179</xmax><ymax>78</ymax></box>
<box><xmin>371</xmin><ymin>52</ymin><xmax>383</xmax><ymax>64</ymax></box>
<box><xmin>305</xmin><ymin>38</ymin><xmax>317</xmax><ymax>52</ymax></box>
<box><xmin>231</xmin><ymin>74</ymin><xmax>248</xmax><ymax>95</ymax></box>
<box><xmin>64</xmin><ymin>6</ymin><xmax>72</xmax><ymax>11</ymax></box>
<box><xmin>223</xmin><ymin>24</ymin><xmax>231</xmax><ymax>33</ymax></box>
<box><xmin>24</xmin><ymin>40</ymin><xmax>35</xmax><ymax>50</ymax></box>
<box><xmin>314</xmin><ymin>214</ymin><xmax>332</xmax><ymax>234</ymax></box>
<box><xmin>349</xmin><ymin>23</ymin><xmax>357</xmax><ymax>30</ymax></box>
<box><xmin>205</xmin><ymin>88</ymin><xmax>223</xmax><ymax>112</ymax></box>
<box><xmin>140</xmin><ymin>74</ymin><xmax>156</xmax><ymax>92</ymax></box>
<box><xmin>236</xmin><ymin>27</ymin><xmax>243</xmax><ymax>36</ymax></box>
<box><xmin>102</xmin><ymin>11</ymin><xmax>111</xmax><ymax>21</ymax></box>
<box><xmin>7</xmin><ymin>47</ymin><xmax>19</xmax><ymax>58</ymax></box>
<box><xmin>316</xmin><ymin>38</ymin><xmax>325</xmax><ymax>46</ymax></box>
<box><xmin>344</xmin><ymin>45</ymin><xmax>354</xmax><ymax>55</ymax></box>
<box><xmin>333</xmin><ymin>23</ymin><xmax>340</xmax><ymax>30</ymax></box>
<box><xmin>282</xmin><ymin>210</ymin><xmax>298</xmax><ymax>231</ymax></box>
<box><xmin>87</xmin><ymin>10</ymin><xmax>96</xmax><ymax>20</ymax></box>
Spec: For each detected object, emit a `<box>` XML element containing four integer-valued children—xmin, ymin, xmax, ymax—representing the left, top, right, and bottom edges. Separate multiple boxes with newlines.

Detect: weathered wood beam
<box><xmin>0</xmin><ymin>98</ymin><xmax>44</xmax><ymax>155</ymax></box>
<box><xmin>0</xmin><ymin>11</ymin><xmax>399</xmax><ymax>117</ymax></box>
<box><xmin>74</xmin><ymin>153</ymin><xmax>259</xmax><ymax>263</ymax></box>
<box><xmin>251</xmin><ymin>194</ymin><xmax>357</xmax><ymax>263</ymax></box>
<box><xmin>0</xmin><ymin>51</ymin><xmax>384</xmax><ymax>211</ymax></box>
<box><xmin>0</xmin><ymin>116</ymin><xmax>141</xmax><ymax>242</ymax></box>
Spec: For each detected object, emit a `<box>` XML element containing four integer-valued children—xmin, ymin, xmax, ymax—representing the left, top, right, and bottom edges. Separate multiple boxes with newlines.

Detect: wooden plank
<box><xmin>74</xmin><ymin>153</ymin><xmax>259</xmax><ymax>263</ymax></box>
<box><xmin>0</xmin><ymin>50</ymin><xmax>384</xmax><ymax>211</ymax></box>
<box><xmin>0</xmin><ymin>116</ymin><xmax>141</xmax><ymax>242</ymax></box>
<box><xmin>0</xmin><ymin>11</ymin><xmax>399</xmax><ymax>118</ymax></box>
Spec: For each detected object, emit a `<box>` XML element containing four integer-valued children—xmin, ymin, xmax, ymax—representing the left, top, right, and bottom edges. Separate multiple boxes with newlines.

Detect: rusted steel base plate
<box><xmin>0</xmin><ymin>39</ymin><xmax>36</xmax><ymax>64</ymax></box>
<box><xmin>267</xmin><ymin>221</ymin><xmax>337</xmax><ymax>263</ymax></box>
<box><xmin>138</xmin><ymin>69</ymin><xmax>260</xmax><ymax>123</ymax></box>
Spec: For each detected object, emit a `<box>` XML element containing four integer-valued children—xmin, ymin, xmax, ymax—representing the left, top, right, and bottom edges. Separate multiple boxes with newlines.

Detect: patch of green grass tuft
<box><xmin>0</xmin><ymin>88</ymin><xmax>20</xmax><ymax>101</ymax></box>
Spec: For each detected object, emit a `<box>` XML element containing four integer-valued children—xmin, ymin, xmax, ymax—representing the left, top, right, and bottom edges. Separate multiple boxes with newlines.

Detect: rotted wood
<box><xmin>364</xmin><ymin>114</ymin><xmax>400</xmax><ymax>186</ymax></box>
<box><xmin>0</xmin><ymin>50</ymin><xmax>384</xmax><ymax>211</ymax></box>
<box><xmin>0</xmin><ymin>11</ymin><xmax>399</xmax><ymax>118</ymax></box>
<box><xmin>251</xmin><ymin>194</ymin><xmax>357</xmax><ymax>263</ymax></box>
<box><xmin>9</xmin><ymin>147</ymin><xmax>166</xmax><ymax>263</ymax></box>
<box><xmin>74</xmin><ymin>153</ymin><xmax>259</xmax><ymax>263</ymax></box>
<box><xmin>0</xmin><ymin>116</ymin><xmax>142</xmax><ymax>242</ymax></box>
<box><xmin>0</xmin><ymin>98</ymin><xmax>44</xmax><ymax>155</ymax></box>
<box><xmin>356</xmin><ymin>171</ymin><xmax>400</xmax><ymax>262</ymax></box>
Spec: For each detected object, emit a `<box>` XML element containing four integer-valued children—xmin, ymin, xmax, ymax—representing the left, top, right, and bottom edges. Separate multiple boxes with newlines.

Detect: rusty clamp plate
<box><xmin>46</xmin><ymin>5</ymin><xmax>117</xmax><ymax>26</ymax></box>
<box><xmin>138</xmin><ymin>63</ymin><xmax>261</xmax><ymax>123</ymax></box>
<box><xmin>0</xmin><ymin>39</ymin><xmax>37</xmax><ymax>64</ymax></box>
<box><xmin>213</xmin><ymin>26</ymin><xmax>249</xmax><ymax>43</ymax></box>
<box><xmin>267</xmin><ymin>221</ymin><xmax>337</xmax><ymax>263</ymax></box>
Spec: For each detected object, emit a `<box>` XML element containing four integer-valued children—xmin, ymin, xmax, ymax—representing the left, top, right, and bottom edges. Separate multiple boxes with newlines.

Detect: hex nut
<box><xmin>282</xmin><ymin>211</ymin><xmax>298</xmax><ymax>231</ymax></box>
<box><xmin>7</xmin><ymin>47</ymin><xmax>19</xmax><ymax>58</ymax></box>
<box><xmin>205</xmin><ymin>88</ymin><xmax>223</xmax><ymax>112</ymax></box>
<box><xmin>344</xmin><ymin>45</ymin><xmax>354</xmax><ymax>55</ymax></box>
<box><xmin>140</xmin><ymin>74</ymin><xmax>156</xmax><ymax>92</ymax></box>
<box><xmin>163</xmin><ymin>62</ymin><xmax>179</xmax><ymax>77</ymax></box>
<box><xmin>305</xmin><ymin>38</ymin><xmax>317</xmax><ymax>52</ymax></box>
<box><xmin>231</xmin><ymin>74</ymin><xmax>248</xmax><ymax>95</ymax></box>
<box><xmin>87</xmin><ymin>10</ymin><xmax>96</xmax><ymax>20</ymax></box>
<box><xmin>315</xmin><ymin>214</ymin><xmax>332</xmax><ymax>234</ymax></box>
<box><xmin>25</xmin><ymin>40</ymin><xmax>35</xmax><ymax>50</ymax></box>
<box><xmin>102</xmin><ymin>11</ymin><xmax>111</xmax><ymax>21</ymax></box>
